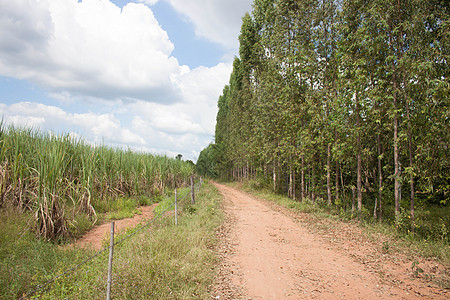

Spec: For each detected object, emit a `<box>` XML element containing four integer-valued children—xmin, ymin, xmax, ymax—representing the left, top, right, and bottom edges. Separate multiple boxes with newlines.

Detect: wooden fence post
<box><xmin>106</xmin><ymin>222</ymin><xmax>114</xmax><ymax>300</ymax></box>
<box><xmin>190</xmin><ymin>176</ymin><xmax>195</xmax><ymax>204</ymax></box>
<box><xmin>175</xmin><ymin>188</ymin><xmax>178</xmax><ymax>225</ymax></box>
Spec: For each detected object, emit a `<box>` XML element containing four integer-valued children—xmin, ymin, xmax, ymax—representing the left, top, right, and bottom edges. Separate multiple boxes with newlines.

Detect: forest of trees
<box><xmin>197</xmin><ymin>0</ymin><xmax>449</xmax><ymax>230</ymax></box>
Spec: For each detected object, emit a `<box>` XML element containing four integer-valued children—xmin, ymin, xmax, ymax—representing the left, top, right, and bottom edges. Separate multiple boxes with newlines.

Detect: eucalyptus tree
<box><xmin>214</xmin><ymin>85</ymin><xmax>231</xmax><ymax>179</ymax></box>
<box><xmin>339</xmin><ymin>0</ymin><xmax>371</xmax><ymax>213</ymax></box>
<box><xmin>239</xmin><ymin>12</ymin><xmax>261</xmax><ymax>180</ymax></box>
<box><xmin>207</xmin><ymin>0</ymin><xmax>449</xmax><ymax>220</ymax></box>
<box><xmin>312</xmin><ymin>0</ymin><xmax>341</xmax><ymax>204</ymax></box>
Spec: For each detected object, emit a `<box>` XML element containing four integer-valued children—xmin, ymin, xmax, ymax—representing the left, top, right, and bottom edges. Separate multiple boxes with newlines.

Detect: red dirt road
<box><xmin>72</xmin><ymin>203</ymin><xmax>158</xmax><ymax>251</ymax></box>
<box><xmin>212</xmin><ymin>183</ymin><xmax>448</xmax><ymax>299</ymax></box>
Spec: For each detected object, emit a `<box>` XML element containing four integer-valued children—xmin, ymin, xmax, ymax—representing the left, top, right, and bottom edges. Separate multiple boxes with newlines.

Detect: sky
<box><xmin>0</xmin><ymin>0</ymin><xmax>253</xmax><ymax>161</ymax></box>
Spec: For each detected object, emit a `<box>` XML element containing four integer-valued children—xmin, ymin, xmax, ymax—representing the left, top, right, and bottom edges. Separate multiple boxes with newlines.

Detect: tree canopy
<box><xmin>197</xmin><ymin>0</ymin><xmax>449</xmax><ymax>231</ymax></box>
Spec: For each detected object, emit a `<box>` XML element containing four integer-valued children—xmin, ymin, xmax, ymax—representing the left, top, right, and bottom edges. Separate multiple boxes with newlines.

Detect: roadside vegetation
<box><xmin>0</xmin><ymin>123</ymin><xmax>193</xmax><ymax>241</ymax></box>
<box><xmin>1</xmin><ymin>179</ymin><xmax>222</xmax><ymax>299</ymax></box>
<box><xmin>0</xmin><ymin>123</ymin><xmax>225</xmax><ymax>298</ymax></box>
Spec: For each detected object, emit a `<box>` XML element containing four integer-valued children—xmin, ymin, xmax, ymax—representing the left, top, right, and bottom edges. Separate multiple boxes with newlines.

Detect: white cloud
<box><xmin>126</xmin><ymin>62</ymin><xmax>231</xmax><ymax>159</ymax></box>
<box><xmin>0</xmin><ymin>0</ymin><xmax>183</xmax><ymax>103</ymax></box>
<box><xmin>135</xmin><ymin>0</ymin><xmax>159</xmax><ymax>5</ymax></box>
<box><xmin>165</xmin><ymin>0</ymin><xmax>253</xmax><ymax>48</ymax></box>
<box><xmin>0</xmin><ymin>0</ymin><xmax>238</xmax><ymax>161</ymax></box>
<box><xmin>131</xmin><ymin>62</ymin><xmax>231</xmax><ymax>136</ymax></box>
<box><xmin>0</xmin><ymin>102</ymin><xmax>146</xmax><ymax>147</ymax></box>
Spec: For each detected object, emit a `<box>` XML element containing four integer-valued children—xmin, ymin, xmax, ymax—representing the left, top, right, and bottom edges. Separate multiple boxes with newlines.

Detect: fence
<box><xmin>19</xmin><ymin>177</ymin><xmax>203</xmax><ymax>300</ymax></box>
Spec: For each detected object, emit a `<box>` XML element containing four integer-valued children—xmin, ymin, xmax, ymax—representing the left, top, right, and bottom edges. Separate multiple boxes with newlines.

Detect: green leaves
<box><xmin>202</xmin><ymin>0</ymin><xmax>449</xmax><ymax>213</ymax></box>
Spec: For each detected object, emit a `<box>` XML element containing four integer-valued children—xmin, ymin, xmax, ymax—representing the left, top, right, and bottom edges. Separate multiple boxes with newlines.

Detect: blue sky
<box><xmin>0</xmin><ymin>0</ymin><xmax>253</xmax><ymax>161</ymax></box>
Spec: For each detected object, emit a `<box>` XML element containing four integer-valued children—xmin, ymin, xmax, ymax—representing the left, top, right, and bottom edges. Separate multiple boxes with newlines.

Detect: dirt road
<box><xmin>212</xmin><ymin>182</ymin><xmax>448</xmax><ymax>299</ymax></box>
<box><xmin>72</xmin><ymin>203</ymin><xmax>158</xmax><ymax>251</ymax></box>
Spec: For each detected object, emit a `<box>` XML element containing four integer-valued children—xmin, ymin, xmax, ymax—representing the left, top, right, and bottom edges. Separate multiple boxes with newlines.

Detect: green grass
<box><xmin>153</xmin><ymin>187</ymin><xmax>191</xmax><ymax>216</ymax></box>
<box><xmin>1</xmin><ymin>181</ymin><xmax>222</xmax><ymax>299</ymax></box>
<box><xmin>96</xmin><ymin>197</ymin><xmax>142</xmax><ymax>221</ymax></box>
<box><xmin>0</xmin><ymin>208</ymin><xmax>94</xmax><ymax>299</ymax></box>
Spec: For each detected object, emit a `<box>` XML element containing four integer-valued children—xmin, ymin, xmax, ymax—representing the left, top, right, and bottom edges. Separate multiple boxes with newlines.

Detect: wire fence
<box><xmin>19</xmin><ymin>177</ymin><xmax>203</xmax><ymax>300</ymax></box>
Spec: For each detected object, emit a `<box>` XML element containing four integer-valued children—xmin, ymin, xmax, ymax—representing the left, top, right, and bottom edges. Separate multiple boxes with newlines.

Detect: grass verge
<box><xmin>1</xmin><ymin>181</ymin><xmax>223</xmax><ymax>299</ymax></box>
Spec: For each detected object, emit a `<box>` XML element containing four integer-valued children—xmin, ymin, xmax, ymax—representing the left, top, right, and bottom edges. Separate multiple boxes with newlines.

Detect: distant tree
<box><xmin>175</xmin><ymin>154</ymin><xmax>183</xmax><ymax>160</ymax></box>
<box><xmin>195</xmin><ymin>144</ymin><xmax>217</xmax><ymax>178</ymax></box>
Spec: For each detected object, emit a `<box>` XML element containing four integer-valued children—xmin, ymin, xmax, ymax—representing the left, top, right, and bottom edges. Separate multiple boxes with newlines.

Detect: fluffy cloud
<box><xmin>0</xmin><ymin>61</ymin><xmax>231</xmax><ymax>159</ymax></box>
<box><xmin>0</xmin><ymin>0</ymin><xmax>182</xmax><ymax>103</ymax></box>
<box><xmin>0</xmin><ymin>102</ymin><xmax>146</xmax><ymax>146</ymax></box>
<box><xmin>129</xmin><ymin>62</ymin><xmax>232</xmax><ymax>157</ymax></box>
<box><xmin>0</xmin><ymin>0</ymin><xmax>237</xmax><ymax>160</ymax></box>
<box><xmin>0</xmin><ymin>55</ymin><xmax>231</xmax><ymax>159</ymax></box>
<box><xmin>130</xmin><ymin>63</ymin><xmax>230</xmax><ymax>135</ymax></box>
<box><xmin>166</xmin><ymin>0</ymin><xmax>253</xmax><ymax>48</ymax></box>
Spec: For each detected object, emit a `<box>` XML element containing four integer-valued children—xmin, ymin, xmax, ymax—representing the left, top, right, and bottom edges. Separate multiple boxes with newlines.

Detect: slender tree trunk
<box><xmin>341</xmin><ymin>168</ymin><xmax>345</xmax><ymax>203</ymax></box>
<box><xmin>273</xmin><ymin>161</ymin><xmax>277</xmax><ymax>192</ymax></box>
<box><xmin>405</xmin><ymin>99</ymin><xmax>415</xmax><ymax>230</ymax></box>
<box><xmin>238</xmin><ymin>165</ymin><xmax>241</xmax><ymax>181</ymax></box>
<box><xmin>301</xmin><ymin>154</ymin><xmax>305</xmax><ymax>202</ymax></box>
<box><xmin>308</xmin><ymin>166</ymin><xmax>311</xmax><ymax>200</ymax></box>
<box><xmin>293</xmin><ymin>166</ymin><xmax>296</xmax><ymax>201</ymax></box>
<box><xmin>264</xmin><ymin>163</ymin><xmax>267</xmax><ymax>180</ymax></box>
<box><xmin>327</xmin><ymin>142</ymin><xmax>332</xmax><ymax>205</ymax></box>
<box><xmin>393</xmin><ymin>86</ymin><xmax>400</xmax><ymax>216</ymax></box>
<box><xmin>352</xmin><ymin>186</ymin><xmax>355</xmax><ymax>213</ymax></box>
<box><xmin>335</xmin><ymin>128</ymin><xmax>339</xmax><ymax>205</ymax></box>
<box><xmin>356</xmin><ymin>92</ymin><xmax>362</xmax><ymax>213</ymax></box>
<box><xmin>377</xmin><ymin>132</ymin><xmax>383</xmax><ymax>223</ymax></box>
<box><xmin>319</xmin><ymin>163</ymin><xmax>324</xmax><ymax>200</ymax></box>
<box><xmin>335</xmin><ymin>161</ymin><xmax>339</xmax><ymax>204</ymax></box>
<box><xmin>389</xmin><ymin>21</ymin><xmax>401</xmax><ymax>218</ymax></box>
<box><xmin>289</xmin><ymin>155</ymin><xmax>294</xmax><ymax>199</ymax></box>
<box><xmin>247</xmin><ymin>161</ymin><xmax>250</xmax><ymax>180</ymax></box>
<box><xmin>403</xmin><ymin>66</ymin><xmax>415</xmax><ymax>232</ymax></box>
<box><xmin>311</xmin><ymin>157</ymin><xmax>316</xmax><ymax>202</ymax></box>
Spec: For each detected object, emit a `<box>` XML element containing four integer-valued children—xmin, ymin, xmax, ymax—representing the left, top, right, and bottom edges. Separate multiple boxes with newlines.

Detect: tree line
<box><xmin>197</xmin><ymin>0</ymin><xmax>449</xmax><ymax>230</ymax></box>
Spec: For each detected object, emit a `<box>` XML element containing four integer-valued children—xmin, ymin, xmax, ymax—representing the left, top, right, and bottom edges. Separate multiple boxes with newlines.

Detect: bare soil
<box><xmin>71</xmin><ymin>203</ymin><xmax>158</xmax><ymax>251</ymax></box>
<box><xmin>212</xmin><ymin>182</ymin><xmax>449</xmax><ymax>299</ymax></box>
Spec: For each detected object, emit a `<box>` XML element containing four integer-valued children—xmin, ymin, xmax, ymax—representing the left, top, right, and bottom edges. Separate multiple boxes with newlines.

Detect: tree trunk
<box><xmin>311</xmin><ymin>158</ymin><xmax>316</xmax><ymax>202</ymax></box>
<box><xmin>293</xmin><ymin>166</ymin><xmax>296</xmax><ymax>201</ymax></box>
<box><xmin>327</xmin><ymin>142</ymin><xmax>332</xmax><ymax>205</ymax></box>
<box><xmin>301</xmin><ymin>154</ymin><xmax>305</xmax><ymax>202</ymax></box>
<box><xmin>356</xmin><ymin>92</ymin><xmax>362</xmax><ymax>213</ymax></box>
<box><xmin>377</xmin><ymin>132</ymin><xmax>383</xmax><ymax>223</ymax></box>
<box><xmin>289</xmin><ymin>154</ymin><xmax>293</xmax><ymax>198</ymax></box>
<box><xmin>407</xmin><ymin>100</ymin><xmax>414</xmax><ymax>231</ymax></box>
<box><xmin>273</xmin><ymin>161</ymin><xmax>277</xmax><ymax>192</ymax></box>
<box><xmin>393</xmin><ymin>86</ymin><xmax>400</xmax><ymax>217</ymax></box>
<box><xmin>264</xmin><ymin>163</ymin><xmax>267</xmax><ymax>181</ymax></box>
<box><xmin>352</xmin><ymin>186</ymin><xmax>355</xmax><ymax>213</ymax></box>
<box><xmin>308</xmin><ymin>165</ymin><xmax>311</xmax><ymax>199</ymax></box>
<box><xmin>341</xmin><ymin>168</ymin><xmax>345</xmax><ymax>204</ymax></box>
<box><xmin>247</xmin><ymin>161</ymin><xmax>250</xmax><ymax>180</ymax></box>
<box><xmin>389</xmin><ymin>20</ymin><xmax>401</xmax><ymax>218</ymax></box>
<box><xmin>403</xmin><ymin>63</ymin><xmax>415</xmax><ymax>232</ymax></box>
<box><xmin>335</xmin><ymin>128</ymin><xmax>339</xmax><ymax>205</ymax></box>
